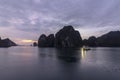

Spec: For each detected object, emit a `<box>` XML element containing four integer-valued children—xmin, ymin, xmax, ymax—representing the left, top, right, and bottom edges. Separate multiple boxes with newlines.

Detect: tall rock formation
<box><xmin>84</xmin><ymin>36</ymin><xmax>98</xmax><ymax>47</ymax></box>
<box><xmin>38</xmin><ymin>34</ymin><xmax>47</xmax><ymax>47</ymax></box>
<box><xmin>38</xmin><ymin>34</ymin><xmax>55</xmax><ymax>47</ymax></box>
<box><xmin>47</xmin><ymin>34</ymin><xmax>55</xmax><ymax>47</ymax></box>
<box><xmin>55</xmin><ymin>25</ymin><xmax>83</xmax><ymax>48</ymax></box>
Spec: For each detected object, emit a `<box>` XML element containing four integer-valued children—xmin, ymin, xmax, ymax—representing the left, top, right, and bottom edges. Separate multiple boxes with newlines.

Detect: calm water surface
<box><xmin>0</xmin><ymin>46</ymin><xmax>120</xmax><ymax>80</ymax></box>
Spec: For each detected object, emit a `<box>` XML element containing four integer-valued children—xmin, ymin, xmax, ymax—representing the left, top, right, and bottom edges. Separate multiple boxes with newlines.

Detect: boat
<box><xmin>84</xmin><ymin>48</ymin><xmax>91</xmax><ymax>51</ymax></box>
<box><xmin>83</xmin><ymin>46</ymin><xmax>91</xmax><ymax>51</ymax></box>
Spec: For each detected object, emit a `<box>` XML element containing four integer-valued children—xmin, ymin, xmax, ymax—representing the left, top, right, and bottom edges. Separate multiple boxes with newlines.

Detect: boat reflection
<box><xmin>37</xmin><ymin>48</ymin><xmax>87</xmax><ymax>63</ymax></box>
<box><xmin>81</xmin><ymin>48</ymin><xmax>86</xmax><ymax>59</ymax></box>
<box><xmin>56</xmin><ymin>48</ymin><xmax>81</xmax><ymax>63</ymax></box>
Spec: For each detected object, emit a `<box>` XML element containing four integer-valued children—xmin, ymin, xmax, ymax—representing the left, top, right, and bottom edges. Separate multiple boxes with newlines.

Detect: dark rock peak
<box><xmin>47</xmin><ymin>34</ymin><xmax>55</xmax><ymax>47</ymax></box>
<box><xmin>4</xmin><ymin>38</ymin><xmax>10</xmax><ymax>41</ymax></box>
<box><xmin>62</xmin><ymin>25</ymin><xmax>74</xmax><ymax>31</ymax></box>
<box><xmin>108</xmin><ymin>31</ymin><xmax>120</xmax><ymax>34</ymax></box>
<box><xmin>83</xmin><ymin>36</ymin><xmax>97</xmax><ymax>47</ymax></box>
<box><xmin>39</xmin><ymin>34</ymin><xmax>47</xmax><ymax>39</ymax></box>
<box><xmin>38</xmin><ymin>34</ymin><xmax>55</xmax><ymax>47</ymax></box>
<box><xmin>39</xmin><ymin>34</ymin><xmax>54</xmax><ymax>39</ymax></box>
<box><xmin>48</xmin><ymin>34</ymin><xmax>54</xmax><ymax>38</ymax></box>
<box><xmin>55</xmin><ymin>26</ymin><xmax>83</xmax><ymax>48</ymax></box>
<box><xmin>97</xmin><ymin>31</ymin><xmax>120</xmax><ymax>40</ymax></box>
<box><xmin>99</xmin><ymin>31</ymin><xmax>120</xmax><ymax>38</ymax></box>
<box><xmin>88</xmin><ymin>36</ymin><xmax>97</xmax><ymax>41</ymax></box>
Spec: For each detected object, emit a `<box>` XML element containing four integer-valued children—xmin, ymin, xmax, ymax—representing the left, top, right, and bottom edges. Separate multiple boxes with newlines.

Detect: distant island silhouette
<box><xmin>0</xmin><ymin>37</ymin><xmax>17</xmax><ymax>47</ymax></box>
<box><xmin>0</xmin><ymin>25</ymin><xmax>120</xmax><ymax>48</ymax></box>
<box><xmin>83</xmin><ymin>31</ymin><xmax>120</xmax><ymax>47</ymax></box>
<box><xmin>38</xmin><ymin>25</ymin><xmax>120</xmax><ymax>47</ymax></box>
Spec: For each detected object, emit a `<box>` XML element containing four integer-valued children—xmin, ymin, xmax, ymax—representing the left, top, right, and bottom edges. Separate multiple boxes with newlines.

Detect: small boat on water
<box><xmin>84</xmin><ymin>48</ymin><xmax>91</xmax><ymax>51</ymax></box>
<box><xmin>83</xmin><ymin>46</ymin><xmax>91</xmax><ymax>51</ymax></box>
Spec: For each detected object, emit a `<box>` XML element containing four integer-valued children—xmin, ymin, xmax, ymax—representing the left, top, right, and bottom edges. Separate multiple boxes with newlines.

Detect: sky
<box><xmin>0</xmin><ymin>0</ymin><xmax>120</xmax><ymax>45</ymax></box>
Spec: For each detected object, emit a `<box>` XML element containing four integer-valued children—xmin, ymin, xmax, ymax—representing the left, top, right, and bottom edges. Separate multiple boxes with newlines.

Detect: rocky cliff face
<box><xmin>38</xmin><ymin>34</ymin><xmax>55</xmax><ymax>47</ymax></box>
<box><xmin>55</xmin><ymin>26</ymin><xmax>83</xmax><ymax>48</ymax></box>
<box><xmin>38</xmin><ymin>26</ymin><xmax>83</xmax><ymax>48</ymax></box>
<box><xmin>83</xmin><ymin>36</ymin><xmax>98</xmax><ymax>47</ymax></box>
<box><xmin>38</xmin><ymin>34</ymin><xmax>47</xmax><ymax>47</ymax></box>
<box><xmin>47</xmin><ymin>34</ymin><xmax>55</xmax><ymax>47</ymax></box>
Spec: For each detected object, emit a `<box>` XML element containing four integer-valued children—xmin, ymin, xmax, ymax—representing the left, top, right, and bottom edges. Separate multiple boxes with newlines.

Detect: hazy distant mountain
<box><xmin>97</xmin><ymin>31</ymin><xmax>120</xmax><ymax>47</ymax></box>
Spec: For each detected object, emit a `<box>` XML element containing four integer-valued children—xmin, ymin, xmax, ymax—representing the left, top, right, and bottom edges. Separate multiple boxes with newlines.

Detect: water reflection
<box><xmin>56</xmin><ymin>48</ymin><xmax>81</xmax><ymax>63</ymax></box>
<box><xmin>38</xmin><ymin>48</ymin><xmax>87</xmax><ymax>63</ymax></box>
<box><xmin>81</xmin><ymin>48</ymin><xmax>86</xmax><ymax>59</ymax></box>
<box><xmin>38</xmin><ymin>48</ymin><xmax>57</xmax><ymax>58</ymax></box>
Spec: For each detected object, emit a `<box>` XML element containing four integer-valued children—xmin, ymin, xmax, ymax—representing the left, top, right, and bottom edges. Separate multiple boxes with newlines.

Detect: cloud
<box><xmin>0</xmin><ymin>0</ymin><xmax>120</xmax><ymax>44</ymax></box>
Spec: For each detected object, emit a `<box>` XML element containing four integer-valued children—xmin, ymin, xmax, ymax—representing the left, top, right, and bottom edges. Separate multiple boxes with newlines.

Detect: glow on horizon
<box><xmin>21</xmin><ymin>40</ymin><xmax>36</xmax><ymax>43</ymax></box>
<box><xmin>19</xmin><ymin>40</ymin><xmax>37</xmax><ymax>45</ymax></box>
